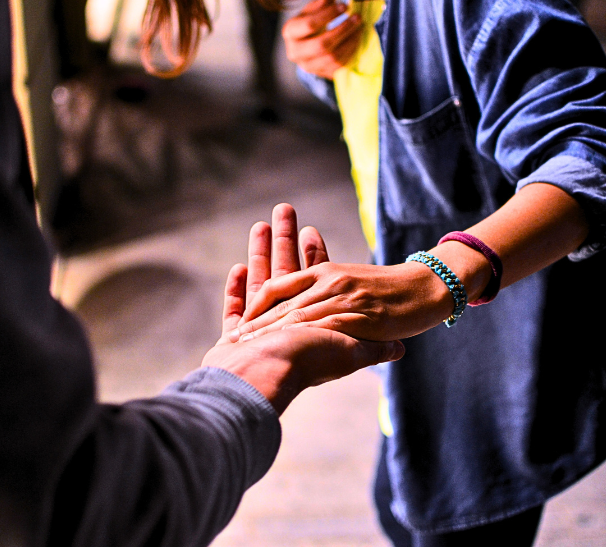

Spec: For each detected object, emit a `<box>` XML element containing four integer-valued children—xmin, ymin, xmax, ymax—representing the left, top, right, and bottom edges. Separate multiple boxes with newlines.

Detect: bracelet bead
<box><xmin>405</xmin><ymin>251</ymin><xmax>468</xmax><ymax>328</ymax></box>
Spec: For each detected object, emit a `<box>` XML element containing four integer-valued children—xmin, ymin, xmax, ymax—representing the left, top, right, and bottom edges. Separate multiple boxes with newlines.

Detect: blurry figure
<box><xmin>244</xmin><ymin>0</ymin><xmax>281</xmax><ymax>122</ymax></box>
<box><xmin>53</xmin><ymin>0</ymin><xmax>99</xmax><ymax>79</ymax></box>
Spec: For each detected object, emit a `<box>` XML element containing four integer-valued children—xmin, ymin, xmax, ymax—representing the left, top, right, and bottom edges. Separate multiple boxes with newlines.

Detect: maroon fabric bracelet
<box><xmin>437</xmin><ymin>231</ymin><xmax>503</xmax><ymax>306</ymax></box>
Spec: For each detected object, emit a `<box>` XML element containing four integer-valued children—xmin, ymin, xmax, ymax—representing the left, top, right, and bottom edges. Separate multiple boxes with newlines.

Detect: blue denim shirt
<box><xmin>299</xmin><ymin>0</ymin><xmax>606</xmax><ymax>533</ymax></box>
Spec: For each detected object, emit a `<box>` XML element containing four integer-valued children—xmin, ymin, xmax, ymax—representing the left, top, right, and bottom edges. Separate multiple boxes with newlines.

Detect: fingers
<box><xmin>203</xmin><ymin>326</ymin><xmax>405</xmax><ymax>415</ymax></box>
<box><xmin>246</xmin><ymin>221</ymin><xmax>272</xmax><ymax>308</ymax></box>
<box><xmin>285</xmin><ymin>0</ymin><xmax>345</xmax><ymax>39</ymax></box>
<box><xmin>315</xmin><ymin>330</ymin><xmax>406</xmax><ymax>382</ymax></box>
<box><xmin>346</xmin><ymin>337</ymin><xmax>406</xmax><ymax>373</ymax></box>
<box><xmin>220</xmin><ymin>263</ymin><xmax>248</xmax><ymax>342</ymax></box>
<box><xmin>240</xmin><ymin>310</ymin><xmax>368</xmax><ymax>344</ymax></box>
<box><xmin>286</xmin><ymin>20</ymin><xmax>363</xmax><ymax>79</ymax></box>
<box><xmin>241</xmin><ymin>267</ymin><xmax>318</xmax><ymax>323</ymax></box>
<box><xmin>246</xmin><ymin>203</ymin><xmax>301</xmax><ymax>307</ymax></box>
<box><xmin>299</xmin><ymin>226</ymin><xmax>329</xmax><ymax>268</ymax></box>
<box><xmin>235</xmin><ymin>283</ymin><xmax>364</xmax><ymax>343</ymax></box>
<box><xmin>271</xmin><ymin>203</ymin><xmax>301</xmax><ymax>277</ymax></box>
<box><xmin>283</xmin><ymin>0</ymin><xmax>363</xmax><ymax>79</ymax></box>
<box><xmin>284</xmin><ymin>327</ymin><xmax>406</xmax><ymax>388</ymax></box>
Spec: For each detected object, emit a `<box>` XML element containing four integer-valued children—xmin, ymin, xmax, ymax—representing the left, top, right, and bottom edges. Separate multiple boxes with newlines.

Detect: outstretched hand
<box><xmin>226</xmin><ymin>260</ymin><xmax>455</xmax><ymax>344</ymax></box>
<box><xmin>216</xmin><ymin>203</ymin><xmax>329</xmax><ymax>344</ymax></box>
<box><xmin>203</xmin><ymin>203</ymin><xmax>405</xmax><ymax>414</ymax></box>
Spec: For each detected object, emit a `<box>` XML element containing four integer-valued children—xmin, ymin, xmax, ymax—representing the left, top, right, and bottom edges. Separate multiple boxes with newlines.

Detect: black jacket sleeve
<box><xmin>0</xmin><ymin>3</ymin><xmax>281</xmax><ymax>544</ymax></box>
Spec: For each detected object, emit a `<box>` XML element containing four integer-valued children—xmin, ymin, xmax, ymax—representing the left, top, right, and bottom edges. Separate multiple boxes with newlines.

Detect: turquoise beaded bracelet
<box><xmin>405</xmin><ymin>251</ymin><xmax>468</xmax><ymax>328</ymax></box>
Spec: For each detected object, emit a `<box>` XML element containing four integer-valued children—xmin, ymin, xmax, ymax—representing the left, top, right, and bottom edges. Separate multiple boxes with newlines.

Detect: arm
<box><xmin>0</xmin><ymin>194</ymin><xmax>402</xmax><ymax>546</ymax></box>
<box><xmin>0</xmin><ymin>171</ymin><xmax>282</xmax><ymax>546</ymax></box>
<box><xmin>225</xmin><ymin>3</ymin><xmax>606</xmax><ymax>342</ymax></box>
<box><xmin>435</xmin><ymin>182</ymin><xmax>589</xmax><ymax>295</ymax></box>
<box><xmin>227</xmin><ymin>184</ymin><xmax>588</xmax><ymax>341</ymax></box>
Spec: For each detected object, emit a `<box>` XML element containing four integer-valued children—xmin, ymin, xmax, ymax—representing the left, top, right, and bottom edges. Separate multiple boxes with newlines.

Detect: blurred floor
<box><xmin>51</xmin><ymin>0</ymin><xmax>606</xmax><ymax>545</ymax></box>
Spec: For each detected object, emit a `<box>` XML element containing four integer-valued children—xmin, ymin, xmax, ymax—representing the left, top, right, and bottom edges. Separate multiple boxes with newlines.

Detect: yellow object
<box><xmin>333</xmin><ymin>0</ymin><xmax>384</xmax><ymax>251</ymax></box>
<box><xmin>378</xmin><ymin>389</ymin><xmax>394</xmax><ymax>437</ymax></box>
<box><xmin>333</xmin><ymin>2</ymin><xmax>392</xmax><ymax>436</ymax></box>
<box><xmin>9</xmin><ymin>0</ymin><xmax>61</xmax><ymax>226</ymax></box>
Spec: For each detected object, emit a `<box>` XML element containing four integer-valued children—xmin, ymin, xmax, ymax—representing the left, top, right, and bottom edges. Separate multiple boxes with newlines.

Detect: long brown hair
<box><xmin>140</xmin><ymin>0</ymin><xmax>284</xmax><ymax>78</ymax></box>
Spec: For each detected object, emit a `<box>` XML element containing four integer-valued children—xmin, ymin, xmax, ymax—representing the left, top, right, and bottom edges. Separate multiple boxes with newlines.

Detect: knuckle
<box><xmin>274</xmin><ymin>300</ymin><xmax>292</xmax><ymax>318</ymax></box>
<box><xmin>261</xmin><ymin>277</ymin><xmax>275</xmax><ymax>293</ymax></box>
<box><xmin>247</xmin><ymin>281</ymin><xmax>264</xmax><ymax>293</ymax></box>
<box><xmin>255</xmin><ymin>326</ymin><xmax>268</xmax><ymax>339</ymax></box>
<box><xmin>315</xmin><ymin>261</ymin><xmax>334</xmax><ymax>277</ymax></box>
<box><xmin>328</xmin><ymin>273</ymin><xmax>349</xmax><ymax>294</ymax></box>
<box><xmin>324</xmin><ymin>315</ymin><xmax>343</xmax><ymax>331</ymax></box>
<box><xmin>376</xmin><ymin>343</ymin><xmax>391</xmax><ymax>363</ymax></box>
<box><xmin>288</xmin><ymin>308</ymin><xmax>307</xmax><ymax>324</ymax></box>
<box><xmin>317</xmin><ymin>35</ymin><xmax>337</xmax><ymax>54</ymax></box>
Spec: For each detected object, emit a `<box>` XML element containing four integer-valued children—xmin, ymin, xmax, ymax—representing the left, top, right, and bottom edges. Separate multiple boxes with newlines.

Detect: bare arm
<box><xmin>228</xmin><ymin>184</ymin><xmax>589</xmax><ymax>342</ymax></box>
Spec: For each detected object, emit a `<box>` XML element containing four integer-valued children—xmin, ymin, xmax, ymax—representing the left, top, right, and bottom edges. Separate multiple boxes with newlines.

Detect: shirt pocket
<box><xmin>378</xmin><ymin>95</ymin><xmax>496</xmax><ymax>227</ymax></box>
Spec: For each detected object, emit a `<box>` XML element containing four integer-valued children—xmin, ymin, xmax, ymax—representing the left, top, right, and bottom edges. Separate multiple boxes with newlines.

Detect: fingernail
<box><xmin>326</xmin><ymin>12</ymin><xmax>349</xmax><ymax>30</ymax></box>
<box><xmin>240</xmin><ymin>333</ymin><xmax>254</xmax><ymax>342</ymax></box>
<box><xmin>390</xmin><ymin>341</ymin><xmax>405</xmax><ymax>360</ymax></box>
<box><xmin>228</xmin><ymin>329</ymin><xmax>240</xmax><ymax>343</ymax></box>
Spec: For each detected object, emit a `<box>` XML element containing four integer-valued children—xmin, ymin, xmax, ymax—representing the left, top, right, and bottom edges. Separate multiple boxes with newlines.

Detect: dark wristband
<box><xmin>437</xmin><ymin>231</ymin><xmax>503</xmax><ymax>306</ymax></box>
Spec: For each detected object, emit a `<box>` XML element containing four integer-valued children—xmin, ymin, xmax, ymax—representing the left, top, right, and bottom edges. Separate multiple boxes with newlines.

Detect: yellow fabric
<box><xmin>378</xmin><ymin>390</ymin><xmax>394</xmax><ymax>438</ymax></box>
<box><xmin>333</xmin><ymin>2</ymin><xmax>392</xmax><ymax>436</ymax></box>
<box><xmin>333</xmin><ymin>0</ymin><xmax>384</xmax><ymax>251</ymax></box>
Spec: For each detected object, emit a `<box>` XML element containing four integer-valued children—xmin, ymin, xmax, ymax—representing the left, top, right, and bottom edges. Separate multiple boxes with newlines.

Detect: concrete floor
<box><xmin>50</xmin><ymin>1</ymin><xmax>606</xmax><ymax>545</ymax></box>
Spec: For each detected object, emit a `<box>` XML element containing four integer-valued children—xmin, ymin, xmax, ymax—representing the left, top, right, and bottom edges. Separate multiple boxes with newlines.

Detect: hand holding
<box><xmin>217</xmin><ymin>203</ymin><xmax>328</xmax><ymax>343</ymax></box>
<box><xmin>282</xmin><ymin>0</ymin><xmax>363</xmax><ymax>80</ymax></box>
<box><xmin>205</xmin><ymin>203</ymin><xmax>404</xmax><ymax>414</ymax></box>
<box><xmin>228</xmin><ymin>260</ymin><xmax>457</xmax><ymax>343</ymax></box>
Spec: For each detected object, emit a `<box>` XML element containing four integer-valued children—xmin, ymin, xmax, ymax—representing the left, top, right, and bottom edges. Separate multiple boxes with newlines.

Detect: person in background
<box><xmin>244</xmin><ymin>0</ymin><xmax>282</xmax><ymax>122</ymax></box>
<box><xmin>232</xmin><ymin>0</ymin><xmax>606</xmax><ymax>545</ymax></box>
<box><xmin>137</xmin><ymin>0</ymin><xmax>606</xmax><ymax>545</ymax></box>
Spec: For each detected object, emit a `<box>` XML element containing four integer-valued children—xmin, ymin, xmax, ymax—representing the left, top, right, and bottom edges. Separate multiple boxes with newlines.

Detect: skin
<box><xmin>228</xmin><ymin>184</ymin><xmax>589</xmax><ymax>343</ymax></box>
<box><xmin>223</xmin><ymin>3</ymin><xmax>592</xmax><ymax>343</ymax></box>
<box><xmin>282</xmin><ymin>0</ymin><xmax>363</xmax><ymax>80</ymax></box>
<box><xmin>202</xmin><ymin>204</ymin><xmax>405</xmax><ymax>415</ymax></box>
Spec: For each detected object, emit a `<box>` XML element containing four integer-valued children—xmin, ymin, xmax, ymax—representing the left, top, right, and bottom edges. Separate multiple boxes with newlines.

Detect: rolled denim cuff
<box><xmin>516</xmin><ymin>155</ymin><xmax>606</xmax><ymax>261</ymax></box>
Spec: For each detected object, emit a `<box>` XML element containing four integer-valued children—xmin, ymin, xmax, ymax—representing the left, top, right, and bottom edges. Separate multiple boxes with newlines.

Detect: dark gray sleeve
<box><xmin>0</xmin><ymin>158</ymin><xmax>281</xmax><ymax>547</ymax></box>
<box><xmin>1</xmin><ymin>5</ymin><xmax>281</xmax><ymax>542</ymax></box>
<box><xmin>0</xmin><ymin>170</ymin><xmax>281</xmax><ymax>547</ymax></box>
<box><xmin>45</xmin><ymin>369</ymin><xmax>281</xmax><ymax>547</ymax></box>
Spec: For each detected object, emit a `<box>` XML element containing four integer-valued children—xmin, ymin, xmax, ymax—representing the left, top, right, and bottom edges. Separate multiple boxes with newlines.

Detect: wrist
<box><xmin>389</xmin><ymin>261</ymin><xmax>457</xmax><ymax>331</ymax></box>
<box><xmin>429</xmin><ymin>240</ymin><xmax>493</xmax><ymax>304</ymax></box>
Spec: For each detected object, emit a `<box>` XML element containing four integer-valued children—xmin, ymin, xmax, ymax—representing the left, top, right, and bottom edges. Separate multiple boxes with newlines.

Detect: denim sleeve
<box><xmin>296</xmin><ymin>66</ymin><xmax>340</xmax><ymax>111</ymax></box>
<box><xmin>457</xmin><ymin>0</ymin><xmax>606</xmax><ymax>257</ymax></box>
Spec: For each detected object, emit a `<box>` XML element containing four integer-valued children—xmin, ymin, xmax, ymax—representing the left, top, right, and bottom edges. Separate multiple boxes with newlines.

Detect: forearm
<box><xmin>431</xmin><ymin>182</ymin><xmax>590</xmax><ymax>303</ymax></box>
<box><xmin>231</xmin><ymin>183</ymin><xmax>591</xmax><ymax>342</ymax></box>
<box><xmin>46</xmin><ymin>369</ymin><xmax>281</xmax><ymax>547</ymax></box>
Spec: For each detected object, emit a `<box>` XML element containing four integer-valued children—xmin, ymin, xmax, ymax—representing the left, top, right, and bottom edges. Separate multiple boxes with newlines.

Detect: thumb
<box><xmin>353</xmin><ymin>339</ymin><xmax>405</xmax><ymax>367</ymax></box>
